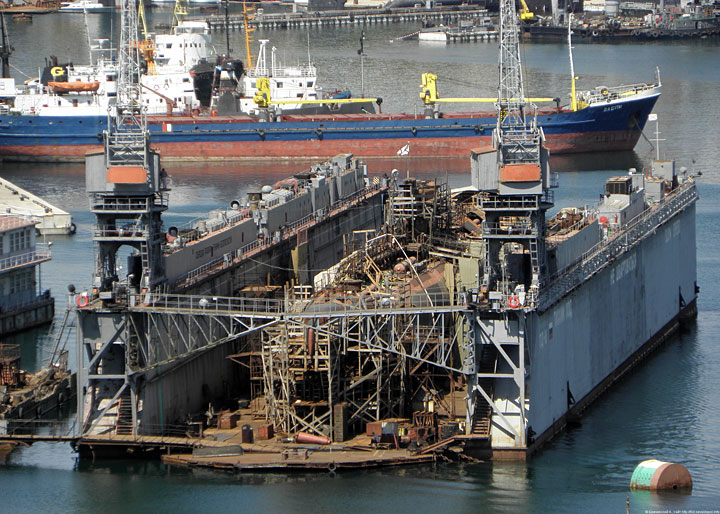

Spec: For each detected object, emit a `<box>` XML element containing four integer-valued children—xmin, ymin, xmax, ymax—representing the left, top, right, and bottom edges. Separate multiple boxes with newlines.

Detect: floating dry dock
<box><xmin>62</xmin><ymin>141</ymin><xmax>699</xmax><ymax>465</ymax></box>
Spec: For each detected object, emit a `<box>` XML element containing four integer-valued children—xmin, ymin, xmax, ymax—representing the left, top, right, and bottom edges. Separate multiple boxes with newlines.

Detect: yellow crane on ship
<box><xmin>137</xmin><ymin>0</ymin><xmax>156</xmax><ymax>75</ymax></box>
<box><xmin>518</xmin><ymin>0</ymin><xmax>535</xmax><ymax>22</ymax></box>
<box><xmin>172</xmin><ymin>0</ymin><xmax>189</xmax><ymax>29</ymax></box>
<box><xmin>419</xmin><ymin>73</ymin><xmax>555</xmax><ymax>105</ymax></box>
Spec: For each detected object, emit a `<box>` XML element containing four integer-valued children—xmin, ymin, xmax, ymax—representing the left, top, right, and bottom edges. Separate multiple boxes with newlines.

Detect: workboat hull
<box><xmin>0</xmin><ymin>91</ymin><xmax>659</xmax><ymax>162</ymax></box>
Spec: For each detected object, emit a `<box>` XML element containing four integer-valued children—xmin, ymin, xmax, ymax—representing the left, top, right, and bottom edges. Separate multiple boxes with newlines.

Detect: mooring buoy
<box><xmin>630</xmin><ymin>460</ymin><xmax>692</xmax><ymax>491</ymax></box>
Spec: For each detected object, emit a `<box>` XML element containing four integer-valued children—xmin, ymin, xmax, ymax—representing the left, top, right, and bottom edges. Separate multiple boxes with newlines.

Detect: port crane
<box><xmin>518</xmin><ymin>0</ymin><xmax>535</xmax><ymax>21</ymax></box>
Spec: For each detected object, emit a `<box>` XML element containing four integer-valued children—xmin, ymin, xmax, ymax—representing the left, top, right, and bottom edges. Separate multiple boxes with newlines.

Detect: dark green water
<box><xmin>1</xmin><ymin>10</ymin><xmax>720</xmax><ymax>512</ymax></box>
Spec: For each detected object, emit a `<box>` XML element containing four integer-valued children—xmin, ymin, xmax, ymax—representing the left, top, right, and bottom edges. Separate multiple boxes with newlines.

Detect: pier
<box><xmin>0</xmin><ymin>177</ymin><xmax>74</xmax><ymax>235</ymax></box>
<box><xmin>206</xmin><ymin>7</ymin><xmax>490</xmax><ymax>30</ymax></box>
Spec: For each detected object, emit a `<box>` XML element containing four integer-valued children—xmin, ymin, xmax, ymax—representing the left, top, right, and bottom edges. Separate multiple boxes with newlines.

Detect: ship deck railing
<box><xmin>129</xmin><ymin>290</ymin><xmax>467</xmax><ymax>318</ymax></box>
<box><xmin>90</xmin><ymin>193</ymin><xmax>169</xmax><ymax>212</ymax></box>
<box><xmin>479</xmin><ymin>193</ymin><xmax>552</xmax><ymax>211</ymax></box>
<box><xmin>580</xmin><ymin>82</ymin><xmax>659</xmax><ymax>106</ymax></box>
<box><xmin>0</xmin><ymin>247</ymin><xmax>52</xmax><ymax>273</ymax></box>
<box><xmin>482</xmin><ymin>220</ymin><xmax>537</xmax><ymax>238</ymax></box>
<box><xmin>538</xmin><ymin>180</ymin><xmax>697</xmax><ymax>313</ymax></box>
<box><xmin>93</xmin><ymin>223</ymin><xmax>148</xmax><ymax>239</ymax></box>
<box><xmin>246</xmin><ymin>65</ymin><xmax>315</xmax><ymax>79</ymax></box>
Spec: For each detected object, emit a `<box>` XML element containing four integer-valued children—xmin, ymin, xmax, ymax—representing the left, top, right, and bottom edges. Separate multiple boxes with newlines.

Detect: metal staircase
<box><xmin>471</xmin><ymin>344</ymin><xmax>498</xmax><ymax>439</ymax></box>
<box><xmin>115</xmin><ymin>390</ymin><xmax>134</xmax><ymax>436</ymax></box>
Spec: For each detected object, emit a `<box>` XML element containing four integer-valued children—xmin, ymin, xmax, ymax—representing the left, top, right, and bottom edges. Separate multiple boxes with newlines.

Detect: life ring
<box><xmin>69</xmin><ymin>222</ymin><xmax>77</xmax><ymax>234</ymax></box>
<box><xmin>592</xmin><ymin>30</ymin><xmax>599</xmax><ymax>37</ymax></box>
<box><xmin>327</xmin><ymin>462</ymin><xmax>337</xmax><ymax>472</ymax></box>
<box><xmin>50</xmin><ymin>66</ymin><xmax>64</xmax><ymax>78</ymax></box>
<box><xmin>76</xmin><ymin>294</ymin><xmax>89</xmax><ymax>308</ymax></box>
<box><xmin>601</xmin><ymin>88</ymin><xmax>609</xmax><ymax>96</ymax></box>
<box><xmin>153</xmin><ymin>84</ymin><xmax>160</xmax><ymax>91</ymax></box>
<box><xmin>508</xmin><ymin>296</ymin><xmax>520</xmax><ymax>309</ymax></box>
<box><xmin>163</xmin><ymin>83</ymin><xmax>169</xmax><ymax>90</ymax></box>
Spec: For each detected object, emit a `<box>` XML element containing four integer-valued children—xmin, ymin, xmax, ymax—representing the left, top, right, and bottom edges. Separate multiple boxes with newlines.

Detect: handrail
<box><xmin>0</xmin><ymin>249</ymin><xmax>52</xmax><ymax>270</ymax></box>
<box><xmin>579</xmin><ymin>82</ymin><xmax>659</xmax><ymax>105</ymax></box>
<box><xmin>131</xmin><ymin>290</ymin><xmax>467</xmax><ymax>317</ymax></box>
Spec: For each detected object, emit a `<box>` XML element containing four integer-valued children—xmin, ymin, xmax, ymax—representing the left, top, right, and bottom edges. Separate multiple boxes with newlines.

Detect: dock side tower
<box><xmin>473</xmin><ymin>0</ymin><xmax>553</xmax><ymax>309</ymax></box>
<box><xmin>77</xmin><ymin>0</ymin><xmax>168</xmax><ymax>438</ymax></box>
<box><xmin>466</xmin><ymin>0</ymin><xmax>554</xmax><ymax>448</ymax></box>
<box><xmin>86</xmin><ymin>0</ymin><xmax>168</xmax><ymax>298</ymax></box>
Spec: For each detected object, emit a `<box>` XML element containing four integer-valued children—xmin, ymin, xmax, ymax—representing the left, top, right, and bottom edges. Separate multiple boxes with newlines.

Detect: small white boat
<box><xmin>418</xmin><ymin>27</ymin><xmax>448</xmax><ymax>42</ymax></box>
<box><xmin>59</xmin><ymin>0</ymin><xmax>113</xmax><ymax>12</ymax></box>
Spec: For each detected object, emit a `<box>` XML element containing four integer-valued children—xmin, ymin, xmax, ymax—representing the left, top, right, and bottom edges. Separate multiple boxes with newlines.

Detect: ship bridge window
<box><xmin>308</xmin><ymin>81</ymin><xmax>313</xmax><ymax>87</ymax></box>
<box><xmin>166</xmin><ymin>43</ymin><xmax>173</xmax><ymax>49</ymax></box>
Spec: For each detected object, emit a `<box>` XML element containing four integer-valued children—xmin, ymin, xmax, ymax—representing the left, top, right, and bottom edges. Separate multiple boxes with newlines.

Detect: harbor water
<box><xmin>1</xmin><ymin>10</ymin><xmax>720</xmax><ymax>512</ymax></box>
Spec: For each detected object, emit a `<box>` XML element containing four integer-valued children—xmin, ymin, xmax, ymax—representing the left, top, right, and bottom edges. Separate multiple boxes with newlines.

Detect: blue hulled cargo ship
<box><xmin>0</xmin><ymin>80</ymin><xmax>660</xmax><ymax>162</ymax></box>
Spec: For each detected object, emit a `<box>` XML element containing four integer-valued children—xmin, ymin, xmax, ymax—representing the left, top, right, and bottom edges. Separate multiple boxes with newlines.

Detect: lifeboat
<box><xmin>47</xmin><ymin>81</ymin><xmax>101</xmax><ymax>94</ymax></box>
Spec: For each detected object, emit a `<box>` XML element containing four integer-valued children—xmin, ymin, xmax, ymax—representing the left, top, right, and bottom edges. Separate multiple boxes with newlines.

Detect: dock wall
<box><xmin>0</xmin><ymin>295</ymin><xmax>54</xmax><ymax>337</ymax></box>
<box><xmin>179</xmin><ymin>191</ymin><xmax>385</xmax><ymax>297</ymax></box>
<box><xmin>523</xmin><ymin>202</ymin><xmax>696</xmax><ymax>448</ymax></box>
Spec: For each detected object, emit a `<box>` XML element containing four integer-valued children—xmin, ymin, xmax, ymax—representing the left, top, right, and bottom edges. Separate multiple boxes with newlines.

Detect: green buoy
<box><xmin>630</xmin><ymin>459</ymin><xmax>692</xmax><ymax>491</ymax></box>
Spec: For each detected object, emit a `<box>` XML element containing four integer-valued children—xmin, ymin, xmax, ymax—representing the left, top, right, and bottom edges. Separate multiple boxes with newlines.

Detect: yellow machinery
<box><xmin>242</xmin><ymin>1</ymin><xmax>255</xmax><ymax>69</ymax></box>
<box><xmin>419</xmin><ymin>73</ymin><xmax>554</xmax><ymax>105</ymax></box>
<box><xmin>137</xmin><ymin>0</ymin><xmax>156</xmax><ymax>75</ymax></box>
<box><xmin>519</xmin><ymin>0</ymin><xmax>535</xmax><ymax>21</ymax></box>
<box><xmin>172</xmin><ymin>0</ymin><xmax>189</xmax><ymax>29</ymax></box>
<box><xmin>253</xmin><ymin>77</ymin><xmax>270</xmax><ymax>108</ymax></box>
<box><xmin>419</xmin><ymin>73</ymin><xmax>440</xmax><ymax>103</ymax></box>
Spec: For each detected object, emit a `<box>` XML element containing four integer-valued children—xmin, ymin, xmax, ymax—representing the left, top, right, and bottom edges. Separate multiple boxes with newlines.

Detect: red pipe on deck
<box><xmin>295</xmin><ymin>431</ymin><xmax>331</xmax><ymax>445</ymax></box>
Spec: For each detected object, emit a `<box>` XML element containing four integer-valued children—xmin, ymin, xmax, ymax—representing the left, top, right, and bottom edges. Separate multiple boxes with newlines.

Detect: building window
<box><xmin>10</xmin><ymin>229</ymin><xmax>29</xmax><ymax>252</ymax></box>
<box><xmin>10</xmin><ymin>270</ymin><xmax>34</xmax><ymax>295</ymax></box>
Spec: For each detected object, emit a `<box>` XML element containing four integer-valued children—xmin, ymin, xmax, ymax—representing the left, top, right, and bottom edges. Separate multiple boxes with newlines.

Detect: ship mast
<box><xmin>0</xmin><ymin>14</ymin><xmax>11</xmax><ymax>79</ymax></box>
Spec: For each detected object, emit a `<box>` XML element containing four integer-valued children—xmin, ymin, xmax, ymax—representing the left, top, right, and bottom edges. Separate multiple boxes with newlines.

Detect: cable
<box><xmin>10</xmin><ymin>63</ymin><xmax>34</xmax><ymax>80</ymax></box>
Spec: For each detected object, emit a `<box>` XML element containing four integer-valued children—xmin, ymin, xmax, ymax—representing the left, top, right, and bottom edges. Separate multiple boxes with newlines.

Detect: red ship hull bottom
<box><xmin>0</xmin><ymin>131</ymin><xmax>642</xmax><ymax>163</ymax></box>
